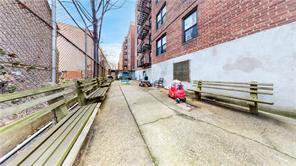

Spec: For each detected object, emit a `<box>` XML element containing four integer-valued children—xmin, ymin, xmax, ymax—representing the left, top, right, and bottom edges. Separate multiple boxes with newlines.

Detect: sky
<box><xmin>100</xmin><ymin>0</ymin><xmax>136</xmax><ymax>65</ymax></box>
<box><xmin>54</xmin><ymin>0</ymin><xmax>136</xmax><ymax>66</ymax></box>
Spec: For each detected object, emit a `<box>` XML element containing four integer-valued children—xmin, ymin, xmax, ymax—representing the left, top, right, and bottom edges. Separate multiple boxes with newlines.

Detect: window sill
<box><xmin>156</xmin><ymin>52</ymin><xmax>166</xmax><ymax>57</ymax></box>
<box><xmin>156</xmin><ymin>23</ymin><xmax>165</xmax><ymax>31</ymax></box>
<box><xmin>182</xmin><ymin>37</ymin><xmax>197</xmax><ymax>45</ymax></box>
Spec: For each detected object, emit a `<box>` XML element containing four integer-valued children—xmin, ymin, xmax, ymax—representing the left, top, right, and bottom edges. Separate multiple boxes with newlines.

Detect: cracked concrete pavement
<box><xmin>81</xmin><ymin>81</ymin><xmax>296</xmax><ymax>165</ymax></box>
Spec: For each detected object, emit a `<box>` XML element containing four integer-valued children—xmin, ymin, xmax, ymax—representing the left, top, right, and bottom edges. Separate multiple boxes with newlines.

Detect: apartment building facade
<box><xmin>135</xmin><ymin>0</ymin><xmax>152</xmax><ymax>80</ymax></box>
<box><xmin>118</xmin><ymin>23</ymin><xmax>136</xmax><ymax>78</ymax></box>
<box><xmin>118</xmin><ymin>38</ymin><xmax>128</xmax><ymax>71</ymax></box>
<box><xmin>149</xmin><ymin>0</ymin><xmax>296</xmax><ymax>113</ymax></box>
<box><xmin>128</xmin><ymin>24</ymin><xmax>136</xmax><ymax>71</ymax></box>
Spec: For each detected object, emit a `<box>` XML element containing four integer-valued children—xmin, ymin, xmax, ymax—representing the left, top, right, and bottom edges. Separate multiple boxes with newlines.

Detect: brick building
<box><xmin>135</xmin><ymin>0</ymin><xmax>152</xmax><ymax>80</ymax></box>
<box><xmin>128</xmin><ymin>24</ymin><xmax>136</xmax><ymax>71</ymax></box>
<box><xmin>0</xmin><ymin>0</ymin><xmax>52</xmax><ymax>92</ymax></box>
<box><xmin>58</xmin><ymin>23</ymin><xmax>111</xmax><ymax>80</ymax></box>
<box><xmin>145</xmin><ymin>0</ymin><xmax>296</xmax><ymax>113</ymax></box>
<box><xmin>118</xmin><ymin>23</ymin><xmax>136</xmax><ymax>78</ymax></box>
<box><xmin>118</xmin><ymin>52</ymin><xmax>124</xmax><ymax>71</ymax></box>
<box><xmin>118</xmin><ymin>37</ymin><xmax>128</xmax><ymax>71</ymax></box>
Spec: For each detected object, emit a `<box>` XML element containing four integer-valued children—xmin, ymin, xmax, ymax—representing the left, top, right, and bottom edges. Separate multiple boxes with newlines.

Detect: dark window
<box><xmin>156</xmin><ymin>35</ymin><xmax>166</xmax><ymax>56</ymax></box>
<box><xmin>156</xmin><ymin>5</ymin><xmax>166</xmax><ymax>29</ymax></box>
<box><xmin>173</xmin><ymin>60</ymin><xmax>190</xmax><ymax>82</ymax></box>
<box><xmin>183</xmin><ymin>9</ymin><xmax>197</xmax><ymax>42</ymax></box>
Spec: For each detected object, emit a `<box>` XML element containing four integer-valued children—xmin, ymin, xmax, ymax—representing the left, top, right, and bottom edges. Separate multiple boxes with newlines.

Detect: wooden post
<box><xmin>249</xmin><ymin>81</ymin><xmax>258</xmax><ymax>114</ymax></box>
<box><xmin>96</xmin><ymin>77</ymin><xmax>101</xmax><ymax>88</ymax></box>
<box><xmin>53</xmin><ymin>102</ymin><xmax>68</xmax><ymax>122</ymax></box>
<box><xmin>47</xmin><ymin>87</ymin><xmax>69</xmax><ymax>122</ymax></box>
<box><xmin>195</xmin><ymin>80</ymin><xmax>202</xmax><ymax>100</ymax></box>
<box><xmin>76</xmin><ymin>80</ymin><xmax>86</xmax><ymax>106</ymax></box>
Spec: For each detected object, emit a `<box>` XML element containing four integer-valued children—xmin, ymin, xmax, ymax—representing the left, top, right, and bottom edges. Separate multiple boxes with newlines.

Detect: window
<box><xmin>156</xmin><ymin>35</ymin><xmax>166</xmax><ymax>56</ymax></box>
<box><xmin>173</xmin><ymin>60</ymin><xmax>190</xmax><ymax>82</ymax></box>
<box><xmin>156</xmin><ymin>5</ymin><xmax>166</xmax><ymax>29</ymax></box>
<box><xmin>183</xmin><ymin>9</ymin><xmax>197</xmax><ymax>42</ymax></box>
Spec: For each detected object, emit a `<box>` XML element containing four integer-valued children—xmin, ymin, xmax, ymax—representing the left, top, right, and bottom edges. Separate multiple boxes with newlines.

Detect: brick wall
<box><xmin>118</xmin><ymin>23</ymin><xmax>136</xmax><ymax>71</ymax></box>
<box><xmin>58</xmin><ymin>23</ymin><xmax>111</xmax><ymax>79</ymax></box>
<box><xmin>151</xmin><ymin>0</ymin><xmax>296</xmax><ymax>64</ymax></box>
<box><xmin>58</xmin><ymin>23</ymin><xmax>92</xmax><ymax>80</ymax></box>
<box><xmin>128</xmin><ymin>23</ymin><xmax>136</xmax><ymax>70</ymax></box>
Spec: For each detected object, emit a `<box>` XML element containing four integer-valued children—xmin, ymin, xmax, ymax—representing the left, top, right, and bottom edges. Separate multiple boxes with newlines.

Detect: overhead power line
<box><xmin>57</xmin><ymin>0</ymin><xmax>93</xmax><ymax>38</ymax></box>
<box><xmin>14</xmin><ymin>0</ymin><xmax>100</xmax><ymax>66</ymax></box>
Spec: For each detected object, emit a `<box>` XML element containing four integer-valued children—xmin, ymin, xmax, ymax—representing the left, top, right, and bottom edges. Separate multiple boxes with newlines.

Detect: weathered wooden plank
<box><xmin>197</xmin><ymin>83</ymin><xmax>273</xmax><ymax>90</ymax></box>
<box><xmin>0</xmin><ymin>92</ymin><xmax>64</xmax><ymax>118</ymax></box>
<box><xmin>190</xmin><ymin>90</ymin><xmax>273</xmax><ymax>105</ymax></box>
<box><xmin>86</xmin><ymin>87</ymin><xmax>109</xmax><ymax>100</ymax></box>
<box><xmin>0</xmin><ymin>110</ymin><xmax>52</xmax><ymax>157</ymax></box>
<box><xmin>80</xmin><ymin>80</ymin><xmax>97</xmax><ymax>87</ymax></box>
<box><xmin>82</xmin><ymin>84</ymin><xmax>97</xmax><ymax>93</ymax></box>
<box><xmin>30</xmin><ymin>104</ymin><xmax>93</xmax><ymax>165</ymax></box>
<box><xmin>86</xmin><ymin>88</ymin><xmax>100</xmax><ymax>99</ymax></box>
<box><xmin>8</xmin><ymin>105</ymin><xmax>89</xmax><ymax>165</ymax></box>
<box><xmin>0</xmin><ymin>82</ymin><xmax>74</xmax><ymax>102</ymax></box>
<box><xmin>45</xmin><ymin>104</ymin><xmax>97</xmax><ymax>165</ymax></box>
<box><xmin>201</xmin><ymin>85</ymin><xmax>273</xmax><ymax>95</ymax></box>
<box><xmin>0</xmin><ymin>99</ymin><xmax>68</xmax><ymax>158</ymax></box>
<box><xmin>62</xmin><ymin>103</ymin><xmax>101</xmax><ymax>166</ymax></box>
<box><xmin>0</xmin><ymin>99</ymin><xmax>66</xmax><ymax>134</ymax></box>
<box><xmin>78</xmin><ymin>78</ymin><xmax>97</xmax><ymax>85</ymax></box>
<box><xmin>199</xmin><ymin>80</ymin><xmax>273</xmax><ymax>86</ymax></box>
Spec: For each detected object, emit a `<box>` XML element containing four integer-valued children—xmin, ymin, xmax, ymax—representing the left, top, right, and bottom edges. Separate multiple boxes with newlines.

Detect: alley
<box><xmin>1</xmin><ymin>1</ymin><xmax>296</xmax><ymax>165</ymax></box>
<box><xmin>81</xmin><ymin>81</ymin><xmax>296</xmax><ymax>165</ymax></box>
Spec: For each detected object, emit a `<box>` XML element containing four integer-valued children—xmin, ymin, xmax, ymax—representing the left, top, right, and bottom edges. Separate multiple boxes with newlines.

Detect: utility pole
<box><xmin>90</xmin><ymin>0</ymin><xmax>98</xmax><ymax>78</ymax></box>
<box><xmin>51</xmin><ymin>0</ymin><xmax>57</xmax><ymax>83</ymax></box>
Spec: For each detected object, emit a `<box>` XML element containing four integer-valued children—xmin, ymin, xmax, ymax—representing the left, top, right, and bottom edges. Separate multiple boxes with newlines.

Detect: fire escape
<box><xmin>137</xmin><ymin>0</ymin><xmax>151</xmax><ymax>68</ymax></box>
<box><xmin>123</xmin><ymin>38</ymin><xmax>128</xmax><ymax>70</ymax></box>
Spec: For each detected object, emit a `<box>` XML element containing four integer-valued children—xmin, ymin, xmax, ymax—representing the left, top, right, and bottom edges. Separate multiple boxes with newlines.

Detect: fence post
<box><xmin>249</xmin><ymin>81</ymin><xmax>258</xmax><ymax>114</ymax></box>
<box><xmin>51</xmin><ymin>0</ymin><xmax>57</xmax><ymax>83</ymax></box>
<box><xmin>96</xmin><ymin>77</ymin><xmax>100</xmax><ymax>88</ymax></box>
<box><xmin>195</xmin><ymin>80</ymin><xmax>202</xmax><ymax>100</ymax></box>
<box><xmin>76</xmin><ymin>80</ymin><xmax>86</xmax><ymax>106</ymax></box>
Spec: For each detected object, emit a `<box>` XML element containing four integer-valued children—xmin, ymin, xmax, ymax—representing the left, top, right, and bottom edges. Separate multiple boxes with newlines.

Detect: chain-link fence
<box><xmin>0</xmin><ymin>0</ymin><xmax>111</xmax><ymax>94</ymax></box>
<box><xmin>0</xmin><ymin>0</ymin><xmax>52</xmax><ymax>93</ymax></box>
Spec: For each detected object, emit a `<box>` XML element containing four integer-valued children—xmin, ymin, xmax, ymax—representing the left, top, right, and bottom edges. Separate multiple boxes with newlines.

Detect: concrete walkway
<box><xmin>81</xmin><ymin>82</ymin><xmax>153</xmax><ymax>166</ymax></box>
<box><xmin>82</xmin><ymin>81</ymin><xmax>296</xmax><ymax>165</ymax></box>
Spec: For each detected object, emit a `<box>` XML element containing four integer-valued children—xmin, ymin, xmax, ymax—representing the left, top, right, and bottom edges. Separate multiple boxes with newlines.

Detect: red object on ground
<box><xmin>168</xmin><ymin>80</ymin><xmax>186</xmax><ymax>102</ymax></box>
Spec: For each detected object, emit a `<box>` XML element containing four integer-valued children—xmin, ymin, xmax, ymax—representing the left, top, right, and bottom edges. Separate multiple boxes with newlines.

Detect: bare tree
<box><xmin>58</xmin><ymin>0</ymin><xmax>125</xmax><ymax>77</ymax></box>
<box><xmin>90</xmin><ymin>0</ymin><xmax>125</xmax><ymax>77</ymax></box>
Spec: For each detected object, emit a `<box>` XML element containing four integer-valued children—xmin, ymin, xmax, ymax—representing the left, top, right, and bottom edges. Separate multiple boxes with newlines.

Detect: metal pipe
<box><xmin>0</xmin><ymin>122</ymin><xmax>53</xmax><ymax>164</ymax></box>
<box><xmin>85</xmin><ymin>28</ymin><xmax>88</xmax><ymax>79</ymax></box>
<box><xmin>51</xmin><ymin>0</ymin><xmax>57</xmax><ymax>83</ymax></box>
